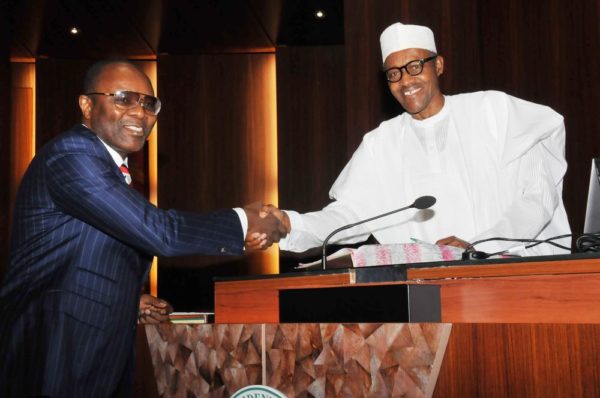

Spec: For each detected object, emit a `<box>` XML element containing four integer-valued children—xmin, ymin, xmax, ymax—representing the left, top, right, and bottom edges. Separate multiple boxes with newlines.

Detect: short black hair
<box><xmin>83</xmin><ymin>59</ymin><xmax>149</xmax><ymax>93</ymax></box>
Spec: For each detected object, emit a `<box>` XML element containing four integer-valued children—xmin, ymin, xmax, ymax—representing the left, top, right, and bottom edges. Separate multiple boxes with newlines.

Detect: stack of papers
<box><xmin>168</xmin><ymin>312</ymin><xmax>214</xmax><ymax>324</ymax></box>
<box><xmin>297</xmin><ymin>243</ymin><xmax>464</xmax><ymax>269</ymax></box>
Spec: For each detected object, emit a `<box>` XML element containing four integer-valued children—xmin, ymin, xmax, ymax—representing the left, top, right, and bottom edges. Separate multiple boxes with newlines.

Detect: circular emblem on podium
<box><xmin>231</xmin><ymin>385</ymin><xmax>287</xmax><ymax>398</ymax></box>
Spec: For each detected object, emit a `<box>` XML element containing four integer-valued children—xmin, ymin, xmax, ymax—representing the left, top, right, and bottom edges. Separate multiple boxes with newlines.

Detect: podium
<box><xmin>279</xmin><ymin>284</ymin><xmax>441</xmax><ymax>323</ymax></box>
<box><xmin>211</xmin><ymin>254</ymin><xmax>600</xmax><ymax>396</ymax></box>
<box><xmin>214</xmin><ymin>253</ymin><xmax>600</xmax><ymax>324</ymax></box>
<box><xmin>142</xmin><ymin>254</ymin><xmax>600</xmax><ymax>397</ymax></box>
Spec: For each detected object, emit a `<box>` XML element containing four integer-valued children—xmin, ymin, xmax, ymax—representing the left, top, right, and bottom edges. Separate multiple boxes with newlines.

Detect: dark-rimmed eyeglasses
<box><xmin>85</xmin><ymin>90</ymin><xmax>162</xmax><ymax>116</ymax></box>
<box><xmin>383</xmin><ymin>55</ymin><xmax>437</xmax><ymax>83</ymax></box>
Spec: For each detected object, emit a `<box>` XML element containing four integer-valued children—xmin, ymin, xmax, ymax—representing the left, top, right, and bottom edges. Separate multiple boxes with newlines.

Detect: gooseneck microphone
<box><xmin>321</xmin><ymin>196</ymin><xmax>437</xmax><ymax>270</ymax></box>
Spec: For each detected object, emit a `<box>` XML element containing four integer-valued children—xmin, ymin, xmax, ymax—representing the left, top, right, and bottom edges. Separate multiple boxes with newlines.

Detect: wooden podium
<box><xmin>208</xmin><ymin>253</ymin><xmax>600</xmax><ymax>397</ymax></box>
<box><xmin>139</xmin><ymin>254</ymin><xmax>600</xmax><ymax>398</ymax></box>
<box><xmin>214</xmin><ymin>253</ymin><xmax>600</xmax><ymax>324</ymax></box>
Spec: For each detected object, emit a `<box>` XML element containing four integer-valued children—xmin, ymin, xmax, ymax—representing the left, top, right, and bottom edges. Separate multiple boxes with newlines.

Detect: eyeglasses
<box><xmin>383</xmin><ymin>55</ymin><xmax>437</xmax><ymax>83</ymax></box>
<box><xmin>85</xmin><ymin>90</ymin><xmax>162</xmax><ymax>115</ymax></box>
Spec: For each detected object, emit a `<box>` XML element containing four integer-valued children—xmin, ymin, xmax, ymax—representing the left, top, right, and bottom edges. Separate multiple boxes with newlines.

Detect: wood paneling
<box><xmin>9</xmin><ymin>87</ymin><xmax>33</xmax><ymax>212</ymax></box>
<box><xmin>437</xmin><ymin>272</ymin><xmax>600</xmax><ymax>323</ymax></box>
<box><xmin>10</xmin><ymin>62</ymin><xmax>36</xmax><ymax>233</ymax></box>
<box><xmin>157</xmin><ymin>54</ymin><xmax>269</xmax><ymax>216</ymax></box>
<box><xmin>0</xmin><ymin>27</ymin><xmax>10</xmax><ymax>275</ymax></box>
<box><xmin>343</xmin><ymin>0</ymin><xmax>398</xmax><ymax>155</ymax></box>
<box><xmin>435</xmin><ymin>324</ymin><xmax>600</xmax><ymax>397</ymax></box>
<box><xmin>275</xmin><ymin>45</ymin><xmax>349</xmax><ymax>269</ymax></box>
<box><xmin>214</xmin><ymin>258</ymin><xmax>600</xmax><ymax>324</ymax></box>
<box><xmin>276</xmin><ymin>46</ymin><xmax>347</xmax><ymax>212</ymax></box>
<box><xmin>214</xmin><ymin>272</ymin><xmax>354</xmax><ymax>323</ymax></box>
<box><xmin>157</xmin><ymin>53</ymin><xmax>278</xmax><ymax>309</ymax></box>
<box><xmin>36</xmin><ymin>59</ymin><xmax>91</xmax><ymax>148</ymax></box>
<box><xmin>407</xmin><ymin>256</ymin><xmax>600</xmax><ymax>280</ymax></box>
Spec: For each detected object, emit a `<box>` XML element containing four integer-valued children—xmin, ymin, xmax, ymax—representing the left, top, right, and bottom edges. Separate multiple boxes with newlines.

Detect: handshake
<box><xmin>243</xmin><ymin>203</ymin><xmax>291</xmax><ymax>250</ymax></box>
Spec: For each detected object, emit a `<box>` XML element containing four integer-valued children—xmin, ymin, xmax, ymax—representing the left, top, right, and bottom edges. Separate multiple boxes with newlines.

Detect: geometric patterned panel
<box><xmin>146</xmin><ymin>324</ymin><xmax>264</xmax><ymax>397</ymax></box>
<box><xmin>264</xmin><ymin>323</ymin><xmax>450</xmax><ymax>397</ymax></box>
<box><xmin>145</xmin><ymin>323</ymin><xmax>451</xmax><ymax>397</ymax></box>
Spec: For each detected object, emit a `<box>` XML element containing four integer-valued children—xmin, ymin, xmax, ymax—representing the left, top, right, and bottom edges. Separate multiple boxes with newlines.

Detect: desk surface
<box><xmin>214</xmin><ymin>253</ymin><xmax>600</xmax><ymax>324</ymax></box>
<box><xmin>215</xmin><ymin>252</ymin><xmax>600</xmax><ymax>282</ymax></box>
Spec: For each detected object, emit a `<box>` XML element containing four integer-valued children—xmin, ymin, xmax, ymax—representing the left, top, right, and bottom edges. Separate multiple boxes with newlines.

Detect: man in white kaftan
<box><xmin>266</xmin><ymin>22</ymin><xmax>571</xmax><ymax>256</ymax></box>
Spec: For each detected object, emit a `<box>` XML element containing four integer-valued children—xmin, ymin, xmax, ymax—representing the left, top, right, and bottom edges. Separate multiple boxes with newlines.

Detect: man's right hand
<box><xmin>260</xmin><ymin>204</ymin><xmax>291</xmax><ymax>234</ymax></box>
<box><xmin>244</xmin><ymin>203</ymin><xmax>288</xmax><ymax>249</ymax></box>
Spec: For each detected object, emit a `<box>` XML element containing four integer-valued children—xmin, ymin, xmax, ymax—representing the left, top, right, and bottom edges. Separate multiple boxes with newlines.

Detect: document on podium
<box><xmin>168</xmin><ymin>312</ymin><xmax>214</xmax><ymax>324</ymax></box>
<box><xmin>296</xmin><ymin>242</ymin><xmax>464</xmax><ymax>269</ymax></box>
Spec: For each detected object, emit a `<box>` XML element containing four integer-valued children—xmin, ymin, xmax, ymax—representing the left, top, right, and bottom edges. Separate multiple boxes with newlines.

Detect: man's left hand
<box><xmin>436</xmin><ymin>235</ymin><xmax>470</xmax><ymax>249</ymax></box>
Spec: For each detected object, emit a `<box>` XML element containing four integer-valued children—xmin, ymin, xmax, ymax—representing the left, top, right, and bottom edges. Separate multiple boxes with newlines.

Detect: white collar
<box><xmin>409</xmin><ymin>97</ymin><xmax>449</xmax><ymax>128</ymax></box>
<box><xmin>82</xmin><ymin>123</ymin><xmax>128</xmax><ymax>167</ymax></box>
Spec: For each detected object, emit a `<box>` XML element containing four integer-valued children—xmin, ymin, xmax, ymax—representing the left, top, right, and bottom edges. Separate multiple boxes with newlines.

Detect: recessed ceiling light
<box><xmin>315</xmin><ymin>10</ymin><xmax>325</xmax><ymax>19</ymax></box>
<box><xmin>70</xmin><ymin>26</ymin><xmax>80</xmax><ymax>35</ymax></box>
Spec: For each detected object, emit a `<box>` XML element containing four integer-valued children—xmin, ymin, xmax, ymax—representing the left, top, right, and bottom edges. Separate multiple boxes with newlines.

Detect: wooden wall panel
<box><xmin>9</xmin><ymin>87</ymin><xmax>33</xmax><ymax>211</ymax></box>
<box><xmin>158</xmin><ymin>55</ymin><xmax>251</xmax><ymax>213</ymax></box>
<box><xmin>35</xmin><ymin>59</ymin><xmax>91</xmax><ymax>149</ymax></box>
<box><xmin>276</xmin><ymin>46</ymin><xmax>347</xmax><ymax>212</ymax></box>
<box><xmin>0</xmin><ymin>38</ymin><xmax>10</xmax><ymax>276</ymax></box>
<box><xmin>343</xmin><ymin>0</ymin><xmax>400</xmax><ymax>156</ymax></box>
<box><xmin>157</xmin><ymin>53</ymin><xmax>278</xmax><ymax>310</ymax></box>
<box><xmin>435</xmin><ymin>324</ymin><xmax>600</xmax><ymax>397</ymax></box>
<box><xmin>9</xmin><ymin>63</ymin><xmax>36</xmax><ymax>241</ymax></box>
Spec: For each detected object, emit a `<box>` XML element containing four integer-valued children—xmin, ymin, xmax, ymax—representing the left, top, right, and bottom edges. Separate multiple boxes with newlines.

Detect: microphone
<box><xmin>461</xmin><ymin>234</ymin><xmax>572</xmax><ymax>260</ymax></box>
<box><xmin>321</xmin><ymin>196</ymin><xmax>436</xmax><ymax>270</ymax></box>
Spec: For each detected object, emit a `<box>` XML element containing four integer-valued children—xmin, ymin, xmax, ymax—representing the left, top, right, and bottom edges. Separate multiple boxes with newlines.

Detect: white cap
<box><xmin>380</xmin><ymin>22</ymin><xmax>437</xmax><ymax>62</ymax></box>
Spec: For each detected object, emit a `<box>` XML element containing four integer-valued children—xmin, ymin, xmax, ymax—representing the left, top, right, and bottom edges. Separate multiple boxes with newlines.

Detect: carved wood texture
<box><xmin>145</xmin><ymin>323</ymin><xmax>451</xmax><ymax>397</ymax></box>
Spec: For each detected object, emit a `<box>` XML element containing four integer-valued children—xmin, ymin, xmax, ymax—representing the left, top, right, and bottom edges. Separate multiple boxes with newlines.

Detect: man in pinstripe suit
<box><xmin>0</xmin><ymin>60</ymin><xmax>285</xmax><ymax>397</ymax></box>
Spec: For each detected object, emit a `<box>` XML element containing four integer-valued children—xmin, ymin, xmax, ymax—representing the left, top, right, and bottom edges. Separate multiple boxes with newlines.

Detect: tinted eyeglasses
<box><xmin>383</xmin><ymin>55</ymin><xmax>437</xmax><ymax>83</ymax></box>
<box><xmin>85</xmin><ymin>90</ymin><xmax>162</xmax><ymax>115</ymax></box>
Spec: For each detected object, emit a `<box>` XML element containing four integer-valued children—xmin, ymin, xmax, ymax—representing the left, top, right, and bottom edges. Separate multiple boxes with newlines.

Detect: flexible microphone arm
<box><xmin>321</xmin><ymin>196</ymin><xmax>436</xmax><ymax>270</ymax></box>
<box><xmin>462</xmin><ymin>233</ymin><xmax>573</xmax><ymax>260</ymax></box>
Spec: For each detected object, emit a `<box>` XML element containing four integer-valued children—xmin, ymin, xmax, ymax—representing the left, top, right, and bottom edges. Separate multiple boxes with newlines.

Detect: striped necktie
<box><xmin>120</xmin><ymin>164</ymin><xmax>132</xmax><ymax>185</ymax></box>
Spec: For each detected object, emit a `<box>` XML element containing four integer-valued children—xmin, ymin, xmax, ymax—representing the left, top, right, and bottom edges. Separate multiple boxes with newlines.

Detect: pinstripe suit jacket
<box><xmin>0</xmin><ymin>124</ymin><xmax>244</xmax><ymax>397</ymax></box>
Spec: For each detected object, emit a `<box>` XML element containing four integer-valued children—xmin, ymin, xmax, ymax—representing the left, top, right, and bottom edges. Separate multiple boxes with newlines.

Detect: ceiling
<box><xmin>2</xmin><ymin>0</ymin><xmax>344</xmax><ymax>60</ymax></box>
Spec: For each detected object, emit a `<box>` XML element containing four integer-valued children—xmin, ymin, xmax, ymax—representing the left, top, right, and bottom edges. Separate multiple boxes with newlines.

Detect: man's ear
<box><xmin>79</xmin><ymin>94</ymin><xmax>93</xmax><ymax>120</ymax></box>
<box><xmin>435</xmin><ymin>55</ymin><xmax>444</xmax><ymax>77</ymax></box>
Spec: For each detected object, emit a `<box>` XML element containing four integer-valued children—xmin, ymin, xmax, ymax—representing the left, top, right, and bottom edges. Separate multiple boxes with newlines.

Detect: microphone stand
<box><xmin>321</xmin><ymin>204</ymin><xmax>415</xmax><ymax>270</ymax></box>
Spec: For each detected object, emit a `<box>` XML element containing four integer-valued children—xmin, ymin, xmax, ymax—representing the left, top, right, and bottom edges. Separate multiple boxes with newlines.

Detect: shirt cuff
<box><xmin>285</xmin><ymin>210</ymin><xmax>304</xmax><ymax>231</ymax></box>
<box><xmin>278</xmin><ymin>210</ymin><xmax>302</xmax><ymax>251</ymax></box>
<box><xmin>233</xmin><ymin>207</ymin><xmax>248</xmax><ymax>238</ymax></box>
